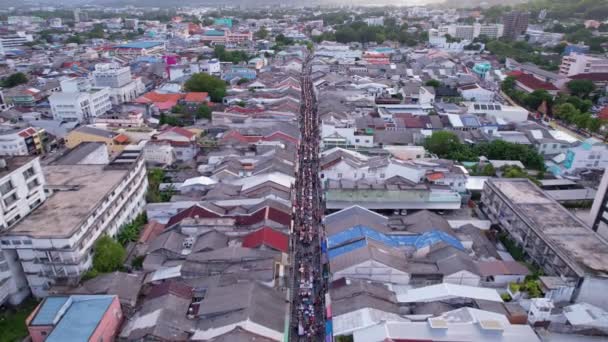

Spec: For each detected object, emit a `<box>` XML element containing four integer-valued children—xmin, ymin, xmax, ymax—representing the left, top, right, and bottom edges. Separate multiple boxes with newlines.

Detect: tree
<box><xmin>523</xmin><ymin>90</ymin><xmax>553</xmax><ymax>111</ymax></box>
<box><xmin>501</xmin><ymin>76</ymin><xmax>516</xmax><ymax>93</ymax></box>
<box><xmin>196</xmin><ymin>104</ymin><xmax>212</xmax><ymax>119</ymax></box>
<box><xmin>425</xmin><ymin>79</ymin><xmax>441</xmax><ymax>88</ymax></box>
<box><xmin>92</xmin><ymin>236</ymin><xmax>125</xmax><ymax>273</ymax></box>
<box><xmin>255</xmin><ymin>26</ymin><xmax>268</xmax><ymax>39</ymax></box>
<box><xmin>588</xmin><ymin>118</ymin><xmax>603</xmax><ymax>133</ymax></box>
<box><xmin>184</xmin><ymin>73</ymin><xmax>227</xmax><ymax>102</ymax></box>
<box><xmin>567</xmin><ymin>79</ymin><xmax>596</xmax><ymax>98</ymax></box>
<box><xmin>554</xmin><ymin>103</ymin><xmax>580</xmax><ymax>123</ymax></box>
<box><xmin>237</xmin><ymin>78</ymin><xmax>249</xmax><ymax>85</ymax></box>
<box><xmin>424</xmin><ymin>131</ymin><xmax>462</xmax><ymax>158</ymax></box>
<box><xmin>2</xmin><ymin>73</ymin><xmax>28</xmax><ymax>88</ymax></box>
<box><xmin>503</xmin><ymin>165</ymin><xmax>527</xmax><ymax>178</ymax></box>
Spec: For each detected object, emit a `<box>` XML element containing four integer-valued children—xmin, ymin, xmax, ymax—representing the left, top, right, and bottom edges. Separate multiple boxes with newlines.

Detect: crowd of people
<box><xmin>291</xmin><ymin>54</ymin><xmax>328</xmax><ymax>341</ymax></box>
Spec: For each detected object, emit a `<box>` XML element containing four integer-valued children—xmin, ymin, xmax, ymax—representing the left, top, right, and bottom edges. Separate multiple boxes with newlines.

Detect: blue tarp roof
<box><xmin>327</xmin><ymin>225</ymin><xmax>464</xmax><ymax>260</ymax></box>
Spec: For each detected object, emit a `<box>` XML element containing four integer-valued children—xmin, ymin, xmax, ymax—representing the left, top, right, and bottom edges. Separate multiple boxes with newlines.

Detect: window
<box><xmin>337</xmin><ymin>173</ymin><xmax>342</xmax><ymax>178</ymax></box>
<box><xmin>380</xmin><ymin>173</ymin><xmax>386</xmax><ymax>178</ymax></box>
<box><xmin>0</xmin><ymin>181</ymin><xmax>14</xmax><ymax>195</ymax></box>
<box><xmin>4</xmin><ymin>193</ymin><xmax>18</xmax><ymax>207</ymax></box>
<box><xmin>23</xmin><ymin>167</ymin><xmax>35</xmax><ymax>179</ymax></box>
<box><xmin>1</xmin><ymin>240</ymin><xmax>9</xmax><ymax>245</ymax></box>
<box><xmin>41</xmin><ymin>332</ymin><xmax>47</xmax><ymax>336</ymax></box>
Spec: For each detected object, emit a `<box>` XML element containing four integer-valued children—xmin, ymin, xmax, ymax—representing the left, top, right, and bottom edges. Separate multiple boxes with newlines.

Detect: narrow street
<box><xmin>289</xmin><ymin>53</ymin><xmax>330</xmax><ymax>341</ymax></box>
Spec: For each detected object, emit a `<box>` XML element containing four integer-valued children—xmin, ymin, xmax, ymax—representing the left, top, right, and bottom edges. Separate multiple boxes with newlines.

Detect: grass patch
<box><xmin>0</xmin><ymin>297</ymin><xmax>39</xmax><ymax>342</ymax></box>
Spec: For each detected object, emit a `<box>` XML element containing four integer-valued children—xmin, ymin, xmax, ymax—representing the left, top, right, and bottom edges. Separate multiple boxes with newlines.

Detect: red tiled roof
<box><xmin>161</xmin><ymin>126</ymin><xmax>196</xmax><ymax>139</ymax></box>
<box><xmin>512</xmin><ymin>73</ymin><xmax>558</xmax><ymax>91</ymax></box>
<box><xmin>113</xmin><ymin>134</ymin><xmax>130</xmax><ymax>144</ymax></box>
<box><xmin>569</xmin><ymin>73</ymin><xmax>608</xmax><ymax>81</ymax></box>
<box><xmin>138</xmin><ymin>220</ymin><xmax>166</xmax><ymax>244</ymax></box>
<box><xmin>426</xmin><ymin>172</ymin><xmax>445</xmax><ymax>181</ymax></box>
<box><xmin>242</xmin><ymin>226</ymin><xmax>289</xmax><ymax>253</ymax></box>
<box><xmin>262</xmin><ymin>131</ymin><xmax>299</xmax><ymax>145</ymax></box>
<box><xmin>184</xmin><ymin>92</ymin><xmax>209</xmax><ymax>103</ymax></box>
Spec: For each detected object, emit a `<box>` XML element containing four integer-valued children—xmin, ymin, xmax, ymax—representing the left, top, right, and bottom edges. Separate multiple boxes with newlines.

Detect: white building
<box><xmin>559</xmin><ymin>53</ymin><xmax>608</xmax><ymax>76</ymax></box>
<box><xmin>0</xmin><ymin>32</ymin><xmax>34</xmax><ymax>48</ymax></box>
<box><xmin>143</xmin><ymin>140</ymin><xmax>176</xmax><ymax>165</ymax></box>
<box><xmin>467</xmin><ymin>102</ymin><xmax>529</xmax><ymax>123</ymax></box>
<box><xmin>0</xmin><ymin>157</ymin><xmax>47</xmax><ymax>305</ymax></box>
<box><xmin>458</xmin><ymin>84</ymin><xmax>495</xmax><ymax>102</ymax></box>
<box><xmin>320</xmin><ymin>148</ymin><xmax>426</xmax><ymax>184</ymax></box>
<box><xmin>200</xmin><ymin>59</ymin><xmax>221</xmax><ymax>75</ymax></box>
<box><xmin>321</xmin><ymin>122</ymin><xmax>374</xmax><ymax>148</ymax></box>
<box><xmin>364</xmin><ymin>17</ymin><xmax>384</xmax><ymax>26</ymax></box>
<box><xmin>49</xmin><ymin>78</ymin><xmax>112</xmax><ymax>123</ymax></box>
<box><xmin>0</xmin><ymin>148</ymin><xmax>147</xmax><ymax>298</ymax></box>
<box><xmin>93</xmin><ymin>63</ymin><xmax>145</xmax><ymax>105</ymax></box>
<box><xmin>435</xmin><ymin>23</ymin><xmax>504</xmax><ymax>40</ymax></box>
<box><xmin>563</xmin><ymin>138</ymin><xmax>608</xmax><ymax>172</ymax></box>
<box><xmin>49</xmin><ymin>18</ymin><xmax>62</xmax><ymax>28</ymax></box>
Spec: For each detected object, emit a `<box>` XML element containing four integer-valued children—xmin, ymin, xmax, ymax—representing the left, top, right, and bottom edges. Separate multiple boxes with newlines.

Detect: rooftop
<box><xmin>487</xmin><ymin>178</ymin><xmax>608</xmax><ymax>277</ymax></box>
<box><xmin>0</xmin><ymin>156</ymin><xmax>36</xmax><ymax>180</ymax></box>
<box><xmin>30</xmin><ymin>295</ymin><xmax>116</xmax><ymax>342</ymax></box>
<box><xmin>115</xmin><ymin>41</ymin><xmax>164</xmax><ymax>49</ymax></box>
<box><xmin>8</xmin><ymin>164</ymin><xmax>129</xmax><ymax>238</ymax></box>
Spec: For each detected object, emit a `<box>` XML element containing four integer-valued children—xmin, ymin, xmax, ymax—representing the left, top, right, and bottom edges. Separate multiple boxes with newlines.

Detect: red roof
<box><xmin>476</xmin><ymin>260</ymin><xmax>530</xmax><ymax>276</ymax></box>
<box><xmin>138</xmin><ymin>220</ymin><xmax>166</xmax><ymax>244</ymax></box>
<box><xmin>161</xmin><ymin>126</ymin><xmax>196</xmax><ymax>139</ymax></box>
<box><xmin>512</xmin><ymin>72</ymin><xmax>558</xmax><ymax>91</ymax></box>
<box><xmin>426</xmin><ymin>172</ymin><xmax>445</xmax><ymax>181</ymax></box>
<box><xmin>184</xmin><ymin>92</ymin><xmax>209</xmax><ymax>103</ymax></box>
<box><xmin>599</xmin><ymin>107</ymin><xmax>608</xmax><ymax>120</ymax></box>
<box><xmin>113</xmin><ymin>134</ymin><xmax>130</xmax><ymax>144</ymax></box>
<box><xmin>569</xmin><ymin>73</ymin><xmax>608</xmax><ymax>81</ymax></box>
<box><xmin>242</xmin><ymin>227</ymin><xmax>289</xmax><ymax>253</ymax></box>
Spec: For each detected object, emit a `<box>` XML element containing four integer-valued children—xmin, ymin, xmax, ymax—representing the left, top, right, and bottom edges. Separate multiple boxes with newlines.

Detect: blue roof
<box><xmin>31</xmin><ymin>297</ymin><xmax>70</xmax><ymax>325</ymax></box>
<box><xmin>327</xmin><ymin>225</ymin><xmax>464</xmax><ymax>259</ymax></box>
<box><xmin>205</xmin><ymin>29</ymin><xmax>226</xmax><ymax>36</ymax></box>
<box><xmin>116</xmin><ymin>41</ymin><xmax>163</xmax><ymax>49</ymax></box>
<box><xmin>46</xmin><ymin>295</ymin><xmax>115</xmax><ymax>342</ymax></box>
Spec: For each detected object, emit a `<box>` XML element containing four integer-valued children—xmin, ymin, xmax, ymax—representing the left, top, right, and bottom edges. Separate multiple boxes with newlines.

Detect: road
<box><xmin>288</xmin><ymin>53</ymin><xmax>330</xmax><ymax>341</ymax></box>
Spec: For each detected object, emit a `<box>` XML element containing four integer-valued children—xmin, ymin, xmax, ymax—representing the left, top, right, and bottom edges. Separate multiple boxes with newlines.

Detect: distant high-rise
<box><xmin>73</xmin><ymin>8</ymin><xmax>80</xmax><ymax>23</ymax></box>
<box><xmin>502</xmin><ymin>11</ymin><xmax>529</xmax><ymax>40</ymax></box>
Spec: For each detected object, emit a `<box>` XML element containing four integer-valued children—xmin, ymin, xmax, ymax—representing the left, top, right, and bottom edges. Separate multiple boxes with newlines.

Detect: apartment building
<box><xmin>559</xmin><ymin>53</ymin><xmax>608</xmax><ymax>77</ymax></box>
<box><xmin>0</xmin><ymin>127</ymin><xmax>47</xmax><ymax>156</ymax></box>
<box><xmin>0</xmin><ymin>156</ymin><xmax>46</xmax><ymax>305</ymax></box>
<box><xmin>112</xmin><ymin>41</ymin><xmax>166</xmax><ymax>57</ymax></box>
<box><xmin>49</xmin><ymin>78</ymin><xmax>112</xmax><ymax>123</ymax></box>
<box><xmin>0</xmin><ymin>32</ymin><xmax>34</xmax><ymax>48</ymax></box>
<box><xmin>436</xmin><ymin>23</ymin><xmax>504</xmax><ymax>41</ymax></box>
<box><xmin>481</xmin><ymin>178</ymin><xmax>608</xmax><ymax>310</ymax></box>
<box><xmin>502</xmin><ymin>11</ymin><xmax>529</xmax><ymax>40</ymax></box>
<box><xmin>92</xmin><ymin>63</ymin><xmax>145</xmax><ymax>105</ymax></box>
<box><xmin>0</xmin><ymin>148</ymin><xmax>148</xmax><ymax>298</ymax></box>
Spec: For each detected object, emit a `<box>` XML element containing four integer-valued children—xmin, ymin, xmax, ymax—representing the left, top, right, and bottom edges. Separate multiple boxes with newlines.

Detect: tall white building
<box><xmin>0</xmin><ymin>148</ymin><xmax>147</xmax><ymax>298</ymax></box>
<box><xmin>435</xmin><ymin>23</ymin><xmax>504</xmax><ymax>40</ymax></box>
<box><xmin>0</xmin><ymin>156</ymin><xmax>46</xmax><ymax>305</ymax></box>
<box><xmin>559</xmin><ymin>53</ymin><xmax>608</xmax><ymax>76</ymax></box>
<box><xmin>0</xmin><ymin>32</ymin><xmax>34</xmax><ymax>48</ymax></box>
<box><xmin>92</xmin><ymin>63</ymin><xmax>145</xmax><ymax>105</ymax></box>
<box><xmin>49</xmin><ymin>78</ymin><xmax>112</xmax><ymax>123</ymax></box>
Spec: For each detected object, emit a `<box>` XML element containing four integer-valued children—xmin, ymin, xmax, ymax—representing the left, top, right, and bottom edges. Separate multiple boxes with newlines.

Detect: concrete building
<box><xmin>112</xmin><ymin>41</ymin><xmax>165</xmax><ymax>57</ymax></box>
<box><xmin>92</xmin><ymin>63</ymin><xmax>145</xmax><ymax>105</ymax></box>
<box><xmin>49</xmin><ymin>78</ymin><xmax>112</xmax><ymax>123</ymax></box>
<box><xmin>65</xmin><ymin>126</ymin><xmax>130</xmax><ymax>155</ymax></box>
<box><xmin>0</xmin><ymin>148</ymin><xmax>147</xmax><ymax>298</ymax></box>
<box><xmin>559</xmin><ymin>53</ymin><xmax>608</xmax><ymax>77</ymax></box>
<box><xmin>437</xmin><ymin>23</ymin><xmax>504</xmax><ymax>40</ymax></box>
<box><xmin>0</xmin><ymin>127</ymin><xmax>47</xmax><ymax>156</ymax></box>
<box><xmin>588</xmin><ymin>169</ymin><xmax>608</xmax><ymax>239</ymax></box>
<box><xmin>481</xmin><ymin>178</ymin><xmax>608</xmax><ymax>310</ymax></box>
<box><xmin>0</xmin><ymin>157</ymin><xmax>46</xmax><ymax>305</ymax></box>
<box><xmin>502</xmin><ymin>11</ymin><xmax>529</xmax><ymax>40</ymax></box>
<box><xmin>26</xmin><ymin>295</ymin><xmax>122</xmax><ymax>342</ymax></box>
<box><xmin>0</xmin><ymin>32</ymin><xmax>34</xmax><ymax>48</ymax></box>
<box><xmin>562</xmin><ymin>138</ymin><xmax>608</xmax><ymax>173</ymax></box>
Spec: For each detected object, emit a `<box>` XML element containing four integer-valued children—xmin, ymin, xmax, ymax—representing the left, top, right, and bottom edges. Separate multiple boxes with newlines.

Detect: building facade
<box><xmin>502</xmin><ymin>11</ymin><xmax>529</xmax><ymax>40</ymax></box>
<box><xmin>0</xmin><ymin>157</ymin><xmax>46</xmax><ymax>305</ymax></box>
<box><xmin>0</xmin><ymin>149</ymin><xmax>147</xmax><ymax>298</ymax></box>
<box><xmin>559</xmin><ymin>53</ymin><xmax>608</xmax><ymax>77</ymax></box>
<box><xmin>481</xmin><ymin>178</ymin><xmax>608</xmax><ymax>310</ymax></box>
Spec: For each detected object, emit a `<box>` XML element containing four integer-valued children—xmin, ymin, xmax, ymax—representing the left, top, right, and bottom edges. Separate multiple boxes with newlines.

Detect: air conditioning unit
<box><xmin>183</xmin><ymin>237</ymin><xmax>195</xmax><ymax>249</ymax></box>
